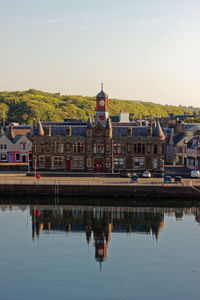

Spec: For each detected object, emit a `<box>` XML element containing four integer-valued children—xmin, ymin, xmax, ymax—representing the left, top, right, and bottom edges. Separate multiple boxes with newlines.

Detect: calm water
<box><xmin>0</xmin><ymin>204</ymin><xmax>200</xmax><ymax>300</ymax></box>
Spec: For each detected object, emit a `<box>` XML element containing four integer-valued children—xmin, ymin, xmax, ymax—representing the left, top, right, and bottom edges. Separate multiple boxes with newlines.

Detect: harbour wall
<box><xmin>0</xmin><ymin>183</ymin><xmax>200</xmax><ymax>201</ymax></box>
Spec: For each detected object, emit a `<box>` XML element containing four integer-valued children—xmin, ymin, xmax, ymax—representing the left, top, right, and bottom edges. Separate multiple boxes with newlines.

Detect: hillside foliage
<box><xmin>0</xmin><ymin>89</ymin><xmax>191</xmax><ymax>125</ymax></box>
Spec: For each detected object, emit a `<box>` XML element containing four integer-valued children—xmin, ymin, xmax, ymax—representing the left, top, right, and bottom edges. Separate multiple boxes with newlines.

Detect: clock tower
<box><xmin>94</xmin><ymin>82</ymin><xmax>110</xmax><ymax>126</ymax></box>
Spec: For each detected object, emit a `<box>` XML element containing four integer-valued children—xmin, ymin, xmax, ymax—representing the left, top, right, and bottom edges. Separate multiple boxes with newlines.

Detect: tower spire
<box><xmin>101</xmin><ymin>80</ymin><xmax>104</xmax><ymax>91</ymax></box>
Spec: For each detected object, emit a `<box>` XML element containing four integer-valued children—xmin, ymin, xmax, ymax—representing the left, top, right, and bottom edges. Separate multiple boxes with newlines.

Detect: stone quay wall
<box><xmin>0</xmin><ymin>183</ymin><xmax>200</xmax><ymax>201</ymax></box>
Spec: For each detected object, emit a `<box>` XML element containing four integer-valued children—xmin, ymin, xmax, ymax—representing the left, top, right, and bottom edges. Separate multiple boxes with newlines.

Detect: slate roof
<box><xmin>113</xmin><ymin>126</ymin><xmax>148</xmax><ymax>137</ymax></box>
<box><xmin>33</xmin><ymin>121</ymin><xmax>166</xmax><ymax>138</ymax></box>
<box><xmin>110</xmin><ymin>116</ymin><xmax>120</xmax><ymax>122</ymax></box>
<box><xmin>13</xmin><ymin>125</ymin><xmax>32</xmax><ymax>129</ymax></box>
<box><xmin>172</xmin><ymin>131</ymin><xmax>194</xmax><ymax>146</ymax></box>
<box><xmin>12</xmin><ymin>135</ymin><xmax>24</xmax><ymax>143</ymax></box>
<box><xmin>40</xmin><ymin>125</ymin><xmax>87</xmax><ymax>137</ymax></box>
<box><xmin>184</xmin><ymin>123</ymin><xmax>200</xmax><ymax>132</ymax></box>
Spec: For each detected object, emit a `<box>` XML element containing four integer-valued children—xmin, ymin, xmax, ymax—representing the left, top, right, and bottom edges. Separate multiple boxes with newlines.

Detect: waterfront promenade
<box><xmin>0</xmin><ymin>173</ymin><xmax>200</xmax><ymax>202</ymax></box>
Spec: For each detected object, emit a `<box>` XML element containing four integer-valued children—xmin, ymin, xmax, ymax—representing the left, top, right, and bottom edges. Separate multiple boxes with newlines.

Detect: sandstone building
<box><xmin>32</xmin><ymin>86</ymin><xmax>165</xmax><ymax>173</ymax></box>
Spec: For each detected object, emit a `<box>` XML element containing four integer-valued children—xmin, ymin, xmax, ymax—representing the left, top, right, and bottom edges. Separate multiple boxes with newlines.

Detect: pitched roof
<box><xmin>12</xmin><ymin>135</ymin><xmax>24</xmax><ymax>143</ymax></box>
<box><xmin>153</xmin><ymin>121</ymin><xmax>165</xmax><ymax>138</ymax></box>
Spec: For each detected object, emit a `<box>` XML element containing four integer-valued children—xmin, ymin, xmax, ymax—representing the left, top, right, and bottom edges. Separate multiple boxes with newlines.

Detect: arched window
<box><xmin>73</xmin><ymin>142</ymin><xmax>84</xmax><ymax>153</ymax></box>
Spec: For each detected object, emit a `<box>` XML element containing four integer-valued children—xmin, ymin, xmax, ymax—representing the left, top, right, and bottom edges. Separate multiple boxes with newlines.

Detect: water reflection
<box><xmin>20</xmin><ymin>205</ymin><xmax>197</xmax><ymax>269</ymax></box>
<box><xmin>1</xmin><ymin>204</ymin><xmax>200</xmax><ymax>299</ymax></box>
<box><xmin>1</xmin><ymin>205</ymin><xmax>200</xmax><ymax>269</ymax></box>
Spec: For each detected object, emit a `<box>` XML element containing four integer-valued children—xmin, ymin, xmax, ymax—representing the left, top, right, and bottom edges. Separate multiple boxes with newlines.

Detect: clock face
<box><xmin>99</xmin><ymin>100</ymin><xmax>105</xmax><ymax>106</ymax></box>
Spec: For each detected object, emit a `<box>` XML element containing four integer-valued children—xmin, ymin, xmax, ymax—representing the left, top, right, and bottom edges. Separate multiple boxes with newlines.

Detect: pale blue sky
<box><xmin>0</xmin><ymin>0</ymin><xmax>200</xmax><ymax>106</ymax></box>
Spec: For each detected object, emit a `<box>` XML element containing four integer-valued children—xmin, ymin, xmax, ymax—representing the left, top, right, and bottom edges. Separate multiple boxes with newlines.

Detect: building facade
<box><xmin>186</xmin><ymin>135</ymin><xmax>200</xmax><ymax>170</ymax></box>
<box><xmin>0</xmin><ymin>125</ymin><xmax>32</xmax><ymax>164</ymax></box>
<box><xmin>32</xmin><ymin>87</ymin><xmax>165</xmax><ymax>173</ymax></box>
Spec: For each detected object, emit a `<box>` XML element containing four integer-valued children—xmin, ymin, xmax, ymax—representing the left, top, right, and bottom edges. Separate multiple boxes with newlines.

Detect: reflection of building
<box><xmin>30</xmin><ymin>206</ymin><xmax>165</xmax><ymax>269</ymax></box>
<box><xmin>32</xmin><ymin>85</ymin><xmax>165</xmax><ymax>174</ymax></box>
<box><xmin>95</xmin><ymin>233</ymin><xmax>107</xmax><ymax>269</ymax></box>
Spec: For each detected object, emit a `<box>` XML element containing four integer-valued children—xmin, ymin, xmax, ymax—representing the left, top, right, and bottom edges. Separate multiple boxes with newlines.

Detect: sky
<box><xmin>0</xmin><ymin>0</ymin><xmax>200</xmax><ymax>106</ymax></box>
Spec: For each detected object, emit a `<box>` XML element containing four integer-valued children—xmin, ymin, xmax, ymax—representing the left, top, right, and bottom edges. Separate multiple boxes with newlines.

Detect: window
<box><xmin>15</xmin><ymin>153</ymin><xmax>20</xmax><ymax>161</ymax></box>
<box><xmin>0</xmin><ymin>154</ymin><xmax>7</xmax><ymax>161</ymax></box>
<box><xmin>114</xmin><ymin>158</ymin><xmax>124</xmax><ymax>168</ymax></box>
<box><xmin>73</xmin><ymin>158</ymin><xmax>84</xmax><ymax>169</ymax></box>
<box><xmin>53</xmin><ymin>157</ymin><xmax>64</xmax><ymax>169</ymax></box>
<box><xmin>0</xmin><ymin>145</ymin><xmax>3</xmax><ymax>150</ymax></box>
<box><xmin>133</xmin><ymin>144</ymin><xmax>145</xmax><ymax>154</ymax></box>
<box><xmin>93</xmin><ymin>144</ymin><xmax>104</xmax><ymax>154</ymax></box>
<box><xmin>153</xmin><ymin>158</ymin><xmax>158</xmax><ymax>169</ymax></box>
<box><xmin>39</xmin><ymin>143</ymin><xmax>44</xmax><ymax>153</ymax></box>
<box><xmin>4</xmin><ymin>144</ymin><xmax>7</xmax><ymax>150</ymax></box>
<box><xmin>177</xmin><ymin>146</ymin><xmax>183</xmax><ymax>153</ymax></box>
<box><xmin>38</xmin><ymin>156</ymin><xmax>45</xmax><ymax>168</ymax></box>
<box><xmin>60</xmin><ymin>143</ymin><xmax>64</xmax><ymax>153</ymax></box>
<box><xmin>21</xmin><ymin>144</ymin><xmax>26</xmax><ymax>150</ymax></box>
<box><xmin>114</xmin><ymin>143</ymin><xmax>125</xmax><ymax>154</ymax></box>
<box><xmin>142</xmin><ymin>144</ymin><xmax>145</xmax><ymax>154</ymax></box>
<box><xmin>133</xmin><ymin>158</ymin><xmax>144</xmax><ymax>168</ymax></box>
<box><xmin>28</xmin><ymin>153</ymin><xmax>32</xmax><ymax>162</ymax></box>
<box><xmin>73</xmin><ymin>142</ymin><xmax>84</xmax><ymax>153</ymax></box>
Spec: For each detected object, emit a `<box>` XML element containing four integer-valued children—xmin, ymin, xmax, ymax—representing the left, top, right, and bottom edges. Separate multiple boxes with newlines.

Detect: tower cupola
<box><xmin>94</xmin><ymin>82</ymin><xmax>109</xmax><ymax>126</ymax></box>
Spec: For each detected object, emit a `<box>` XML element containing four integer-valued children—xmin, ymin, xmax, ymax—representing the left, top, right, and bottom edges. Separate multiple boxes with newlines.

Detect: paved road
<box><xmin>0</xmin><ymin>175</ymin><xmax>200</xmax><ymax>186</ymax></box>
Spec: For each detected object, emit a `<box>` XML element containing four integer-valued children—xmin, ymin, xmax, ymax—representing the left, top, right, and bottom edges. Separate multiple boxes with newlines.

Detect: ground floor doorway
<box><xmin>94</xmin><ymin>159</ymin><xmax>103</xmax><ymax>171</ymax></box>
<box><xmin>66</xmin><ymin>160</ymin><xmax>71</xmax><ymax>171</ymax></box>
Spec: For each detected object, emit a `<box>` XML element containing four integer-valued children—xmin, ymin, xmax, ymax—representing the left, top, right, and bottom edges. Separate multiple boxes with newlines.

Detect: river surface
<box><xmin>0</xmin><ymin>204</ymin><xmax>200</xmax><ymax>300</ymax></box>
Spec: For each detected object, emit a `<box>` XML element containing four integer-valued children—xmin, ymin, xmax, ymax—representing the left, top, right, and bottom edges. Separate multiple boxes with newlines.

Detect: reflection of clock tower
<box><xmin>94</xmin><ymin>82</ymin><xmax>110</xmax><ymax>126</ymax></box>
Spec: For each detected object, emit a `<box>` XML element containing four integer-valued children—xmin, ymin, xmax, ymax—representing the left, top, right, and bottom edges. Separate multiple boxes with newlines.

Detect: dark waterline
<box><xmin>0</xmin><ymin>202</ymin><xmax>200</xmax><ymax>300</ymax></box>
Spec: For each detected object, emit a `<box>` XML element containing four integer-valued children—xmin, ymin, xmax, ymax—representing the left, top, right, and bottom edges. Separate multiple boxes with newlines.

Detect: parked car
<box><xmin>142</xmin><ymin>171</ymin><xmax>151</xmax><ymax>178</ymax></box>
<box><xmin>174</xmin><ymin>176</ymin><xmax>182</xmax><ymax>183</ymax></box>
<box><xmin>131</xmin><ymin>175</ymin><xmax>138</xmax><ymax>183</ymax></box>
<box><xmin>163</xmin><ymin>176</ymin><xmax>172</xmax><ymax>183</ymax></box>
<box><xmin>191</xmin><ymin>170</ymin><xmax>200</xmax><ymax>178</ymax></box>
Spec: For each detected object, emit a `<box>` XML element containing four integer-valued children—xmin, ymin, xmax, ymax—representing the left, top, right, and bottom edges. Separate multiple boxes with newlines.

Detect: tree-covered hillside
<box><xmin>0</xmin><ymin>89</ymin><xmax>191</xmax><ymax>125</ymax></box>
